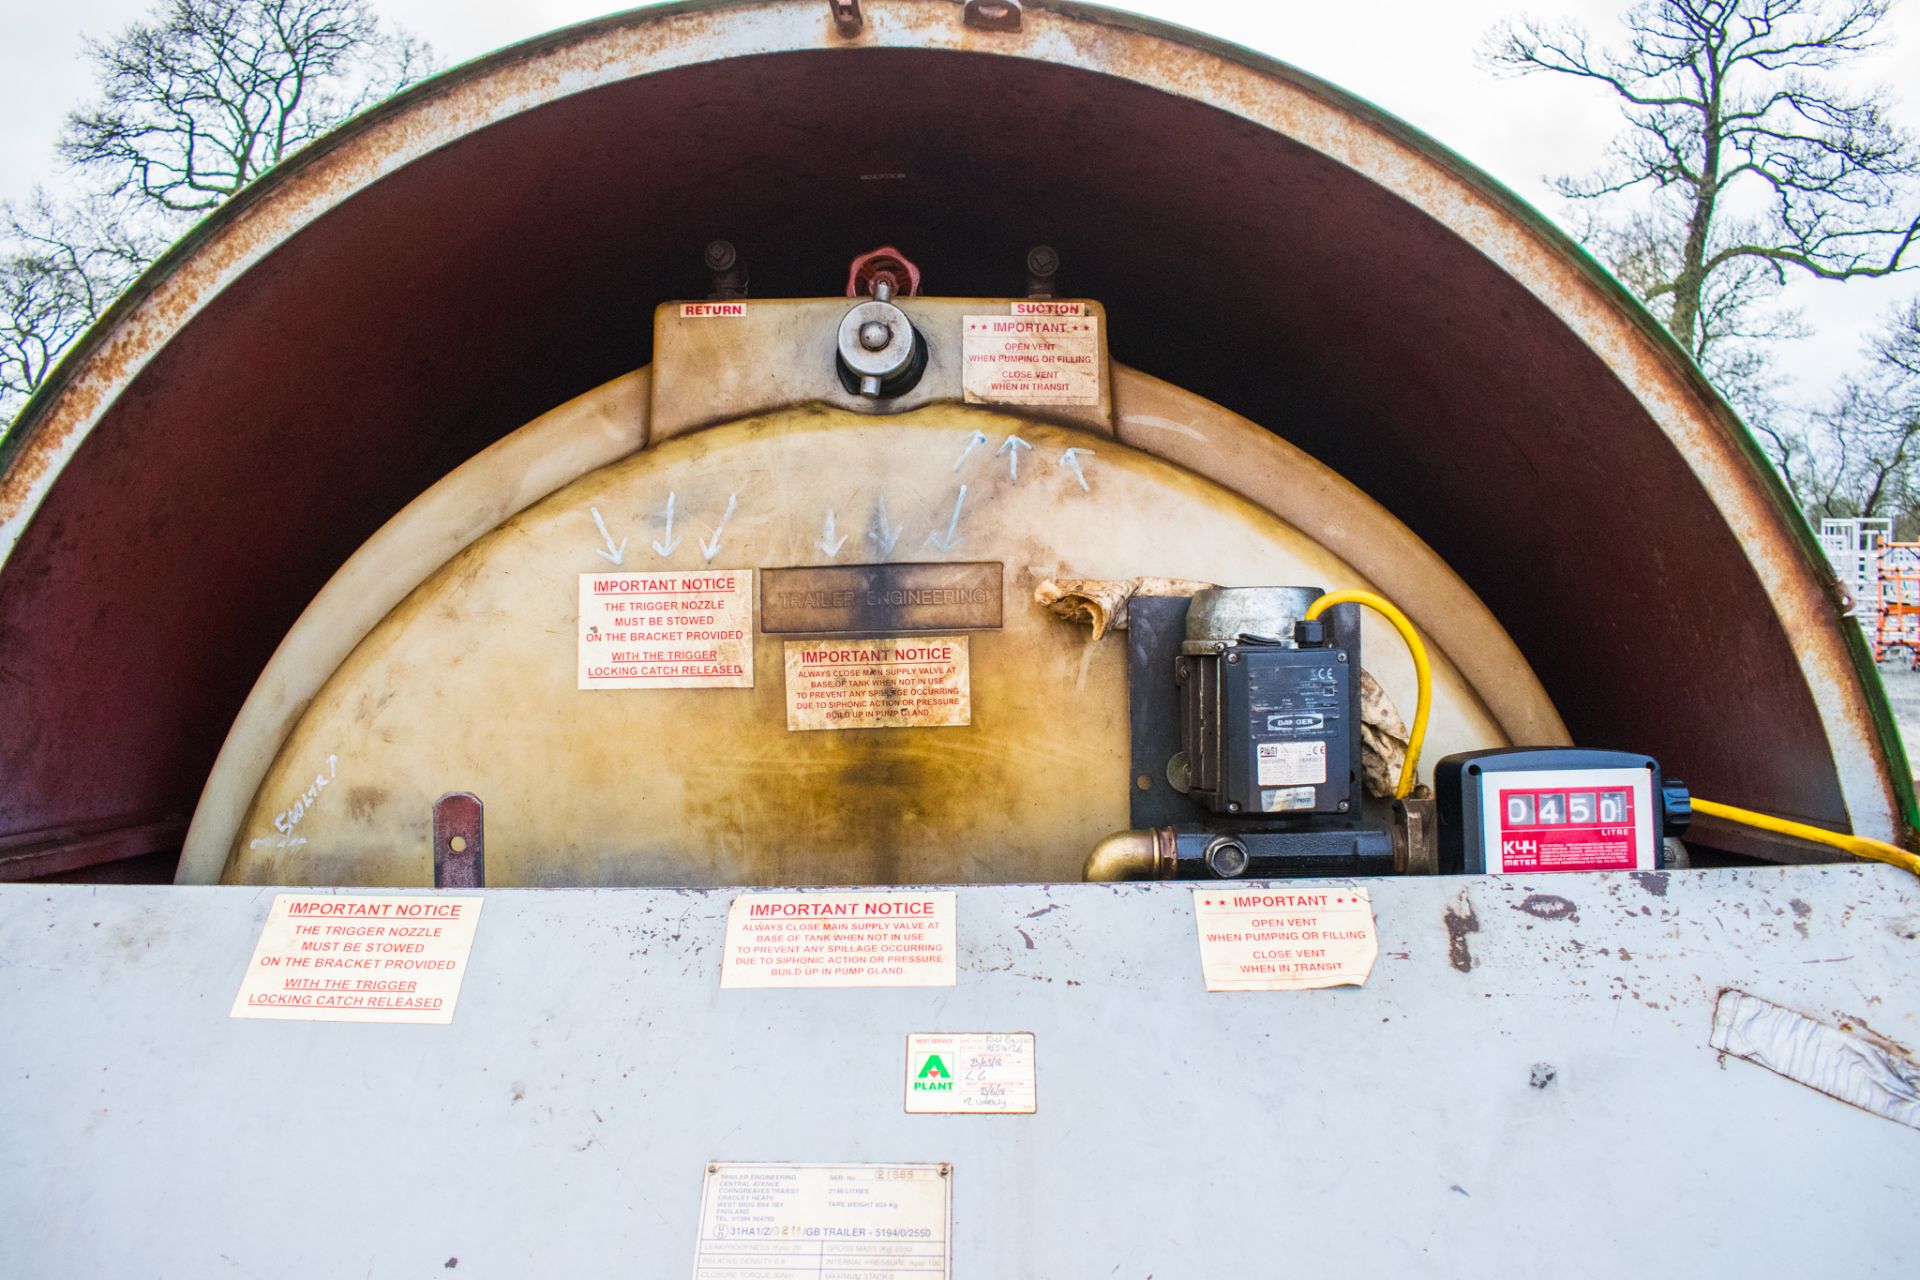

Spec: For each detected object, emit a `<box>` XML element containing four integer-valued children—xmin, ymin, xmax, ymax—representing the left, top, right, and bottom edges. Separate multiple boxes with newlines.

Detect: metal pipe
<box><xmin>1083</xmin><ymin>828</ymin><xmax>1170</xmax><ymax>881</ymax></box>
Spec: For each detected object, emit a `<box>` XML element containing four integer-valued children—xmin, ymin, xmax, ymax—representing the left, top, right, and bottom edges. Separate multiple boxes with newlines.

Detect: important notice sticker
<box><xmin>230</xmin><ymin>893</ymin><xmax>483</xmax><ymax>1023</ymax></box>
<box><xmin>721</xmin><ymin>891</ymin><xmax>957</xmax><ymax>989</ymax></box>
<box><xmin>691</xmin><ymin>1162</ymin><xmax>951</xmax><ymax>1280</ymax></box>
<box><xmin>784</xmin><ymin>635</ymin><xmax>970</xmax><ymax>731</ymax></box>
<box><xmin>578</xmin><ymin>570</ymin><xmax>753</xmax><ymax>690</ymax></box>
<box><xmin>962</xmin><ymin>314</ymin><xmax>1100</xmax><ymax>406</ymax></box>
<box><xmin>1193</xmin><ymin>887</ymin><xmax>1378</xmax><ymax>992</ymax></box>
<box><xmin>906</xmin><ymin>1033</ymin><xmax>1037</xmax><ymax>1115</ymax></box>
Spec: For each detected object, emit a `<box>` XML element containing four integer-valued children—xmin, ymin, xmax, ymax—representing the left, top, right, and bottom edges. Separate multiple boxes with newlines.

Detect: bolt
<box><xmin>1337</xmin><ymin>652</ymin><xmax>1347</xmax><ymax>662</ymax></box>
<box><xmin>1226</xmin><ymin>652</ymin><xmax>1240</xmax><ymax>665</ymax></box>
<box><xmin>1338</xmin><ymin>800</ymin><xmax>1350</xmax><ymax>812</ymax></box>
<box><xmin>1027</xmin><ymin>244</ymin><xmax>1059</xmax><ymax>276</ymax></box>
<box><xmin>859</xmin><ymin>320</ymin><xmax>892</xmax><ymax>351</ymax></box>
<box><xmin>1205</xmin><ymin>837</ymin><xmax>1250</xmax><ymax>878</ymax></box>
<box><xmin>703</xmin><ymin>240</ymin><xmax>737</xmax><ymax>272</ymax></box>
<box><xmin>1227</xmin><ymin>802</ymin><xmax>1241</xmax><ymax>813</ymax></box>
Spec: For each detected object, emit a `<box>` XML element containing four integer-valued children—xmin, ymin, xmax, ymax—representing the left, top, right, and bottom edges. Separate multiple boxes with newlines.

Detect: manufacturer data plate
<box><xmin>905</xmin><ymin>1033</ymin><xmax>1038</xmax><ymax>1114</ymax></box>
<box><xmin>691</xmin><ymin>1162</ymin><xmax>951</xmax><ymax>1280</ymax></box>
<box><xmin>760</xmin><ymin>562</ymin><xmax>1002</xmax><ymax>634</ymax></box>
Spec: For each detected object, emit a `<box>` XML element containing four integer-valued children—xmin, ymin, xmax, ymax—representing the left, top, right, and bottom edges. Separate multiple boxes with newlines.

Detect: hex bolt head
<box><xmin>703</xmin><ymin>240</ymin><xmax>737</xmax><ymax>271</ymax></box>
<box><xmin>1027</xmin><ymin>244</ymin><xmax>1059</xmax><ymax>275</ymax></box>
<box><xmin>859</xmin><ymin>320</ymin><xmax>892</xmax><ymax>351</ymax></box>
<box><xmin>1205</xmin><ymin>837</ymin><xmax>1251</xmax><ymax>878</ymax></box>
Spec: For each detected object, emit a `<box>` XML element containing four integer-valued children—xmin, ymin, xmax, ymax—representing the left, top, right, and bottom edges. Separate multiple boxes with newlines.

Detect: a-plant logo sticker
<box><xmin>913</xmin><ymin>1053</ymin><xmax>953</xmax><ymax>1092</ymax></box>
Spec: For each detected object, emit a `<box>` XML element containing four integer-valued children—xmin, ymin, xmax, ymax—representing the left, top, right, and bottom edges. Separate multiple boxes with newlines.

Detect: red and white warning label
<box><xmin>1192</xmin><ymin>887</ymin><xmax>1378</xmax><ymax>992</ymax></box>
<box><xmin>577</xmin><ymin>570</ymin><xmax>753</xmax><ymax>690</ymax></box>
<box><xmin>1009</xmin><ymin>300</ymin><xmax>1085</xmax><ymax>316</ymax></box>
<box><xmin>721</xmin><ymin>891</ymin><xmax>957</xmax><ymax>988</ymax></box>
<box><xmin>1483</xmin><ymin>767</ymin><xmax>1653</xmax><ymax>873</ymax></box>
<box><xmin>783</xmin><ymin>635</ymin><xmax>969</xmax><ymax>731</ymax></box>
<box><xmin>678</xmin><ymin>301</ymin><xmax>745</xmax><ymax>317</ymax></box>
<box><xmin>230</xmin><ymin>893</ymin><xmax>484</xmax><ymax>1024</ymax></box>
<box><xmin>962</xmin><ymin>314</ymin><xmax>1100</xmax><ymax>406</ymax></box>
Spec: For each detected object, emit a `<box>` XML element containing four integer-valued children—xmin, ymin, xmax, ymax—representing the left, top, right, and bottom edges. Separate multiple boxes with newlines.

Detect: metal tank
<box><xmin>2</xmin><ymin>5</ymin><xmax>1917</xmax><ymax>1276</ymax></box>
<box><xmin>0</xmin><ymin>0</ymin><xmax>1906</xmax><ymax>885</ymax></box>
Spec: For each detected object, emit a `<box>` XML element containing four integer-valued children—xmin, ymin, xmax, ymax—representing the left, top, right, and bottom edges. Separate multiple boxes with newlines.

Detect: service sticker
<box><xmin>906</xmin><ymin>1033</ymin><xmax>1037</xmax><ymax>1114</ymax></box>
<box><xmin>783</xmin><ymin>635</ymin><xmax>969</xmax><ymax>731</ymax></box>
<box><xmin>691</xmin><ymin>1162</ymin><xmax>951</xmax><ymax>1280</ymax></box>
<box><xmin>1193</xmin><ymin>886</ymin><xmax>1378</xmax><ymax>992</ymax></box>
<box><xmin>578</xmin><ymin>570</ymin><xmax>753</xmax><ymax>690</ymax></box>
<box><xmin>962</xmin><ymin>314</ymin><xmax>1100</xmax><ymax>406</ymax></box>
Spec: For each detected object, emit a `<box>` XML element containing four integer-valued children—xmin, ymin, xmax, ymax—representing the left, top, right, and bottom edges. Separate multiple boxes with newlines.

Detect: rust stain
<box><xmin>1629</xmin><ymin>871</ymin><xmax>1669</xmax><ymax>898</ymax></box>
<box><xmin>1443</xmin><ymin>892</ymin><xmax>1479</xmax><ymax>973</ymax></box>
<box><xmin>1515</xmin><ymin>894</ymin><xmax>1578</xmax><ymax>922</ymax></box>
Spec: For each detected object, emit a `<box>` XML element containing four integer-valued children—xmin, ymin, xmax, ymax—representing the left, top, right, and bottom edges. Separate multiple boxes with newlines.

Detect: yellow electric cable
<box><xmin>1303</xmin><ymin>589</ymin><xmax>1431</xmax><ymax>800</ymax></box>
<box><xmin>1690</xmin><ymin>797</ymin><xmax>1920</xmax><ymax>879</ymax></box>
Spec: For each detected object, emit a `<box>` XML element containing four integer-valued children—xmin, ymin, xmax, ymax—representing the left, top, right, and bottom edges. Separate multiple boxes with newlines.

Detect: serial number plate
<box><xmin>760</xmin><ymin>562</ymin><xmax>1002</xmax><ymax>634</ymax></box>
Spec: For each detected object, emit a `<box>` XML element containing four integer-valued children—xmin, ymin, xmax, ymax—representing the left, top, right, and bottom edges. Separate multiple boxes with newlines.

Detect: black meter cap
<box><xmin>1661</xmin><ymin>777</ymin><xmax>1692</xmax><ymax>837</ymax></box>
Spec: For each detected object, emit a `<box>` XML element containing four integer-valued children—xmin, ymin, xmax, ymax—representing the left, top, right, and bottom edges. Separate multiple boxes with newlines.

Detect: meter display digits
<box><xmin>1436</xmin><ymin>749</ymin><xmax>1668</xmax><ymax>876</ymax></box>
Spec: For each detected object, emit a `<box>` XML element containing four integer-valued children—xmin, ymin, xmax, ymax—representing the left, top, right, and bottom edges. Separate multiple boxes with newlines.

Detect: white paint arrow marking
<box><xmin>1060</xmin><ymin>447</ymin><xmax>1094</xmax><ymax>493</ymax></box>
<box><xmin>817</xmin><ymin>508</ymin><xmax>849</xmax><ymax>556</ymax></box>
<box><xmin>699</xmin><ymin>492</ymin><xmax>738</xmax><ymax>562</ymax></box>
<box><xmin>997</xmin><ymin>435</ymin><xmax>1033</xmax><ymax>481</ymax></box>
<box><xmin>589</xmin><ymin>506</ymin><xmax>627</xmax><ymax>566</ymax></box>
<box><xmin>870</xmin><ymin>492</ymin><xmax>905</xmax><ymax>555</ymax></box>
<box><xmin>953</xmin><ymin>429</ymin><xmax>989</xmax><ymax>471</ymax></box>
<box><xmin>926</xmin><ymin>484</ymin><xmax>968</xmax><ymax>551</ymax></box>
<box><xmin>651</xmin><ymin>491</ymin><xmax>681</xmax><ymax>557</ymax></box>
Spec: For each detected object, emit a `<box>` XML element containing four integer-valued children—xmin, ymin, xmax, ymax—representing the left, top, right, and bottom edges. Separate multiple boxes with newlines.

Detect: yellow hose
<box><xmin>1303</xmin><ymin>589</ymin><xmax>1431</xmax><ymax>800</ymax></box>
<box><xmin>1690</xmin><ymin>797</ymin><xmax>1920</xmax><ymax>878</ymax></box>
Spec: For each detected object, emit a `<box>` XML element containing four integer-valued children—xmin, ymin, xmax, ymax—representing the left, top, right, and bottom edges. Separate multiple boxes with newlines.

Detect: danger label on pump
<box><xmin>577</xmin><ymin>570</ymin><xmax>753</xmax><ymax>690</ymax></box>
<box><xmin>230</xmin><ymin>893</ymin><xmax>483</xmax><ymax>1024</ymax></box>
<box><xmin>784</xmin><ymin>635</ymin><xmax>969</xmax><ymax>731</ymax></box>
<box><xmin>1257</xmin><ymin>740</ymin><xmax>1326</xmax><ymax>786</ymax></box>
<box><xmin>1193</xmin><ymin>887</ymin><xmax>1379</xmax><ymax>992</ymax></box>
<box><xmin>962</xmin><ymin>315</ymin><xmax>1100</xmax><ymax>406</ymax></box>
<box><xmin>692</xmin><ymin>1162</ymin><xmax>951</xmax><ymax>1280</ymax></box>
<box><xmin>721</xmin><ymin>891</ymin><xmax>957</xmax><ymax>988</ymax></box>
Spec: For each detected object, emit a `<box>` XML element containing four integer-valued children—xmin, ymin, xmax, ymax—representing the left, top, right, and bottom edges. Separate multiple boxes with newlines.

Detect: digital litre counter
<box><xmin>1435</xmin><ymin>748</ymin><xmax>1691</xmax><ymax>875</ymax></box>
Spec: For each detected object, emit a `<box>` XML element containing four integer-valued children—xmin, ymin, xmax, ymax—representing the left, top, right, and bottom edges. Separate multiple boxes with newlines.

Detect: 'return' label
<box><xmin>962</xmin><ymin>314</ymin><xmax>1100</xmax><ymax>406</ymax></box>
<box><xmin>578</xmin><ymin>570</ymin><xmax>753</xmax><ymax>690</ymax></box>
<box><xmin>1193</xmin><ymin>887</ymin><xmax>1379</xmax><ymax>991</ymax></box>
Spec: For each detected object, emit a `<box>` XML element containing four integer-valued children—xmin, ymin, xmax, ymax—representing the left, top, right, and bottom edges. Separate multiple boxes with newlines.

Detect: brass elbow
<box><xmin>1082</xmin><ymin>827</ymin><xmax>1174</xmax><ymax>881</ymax></box>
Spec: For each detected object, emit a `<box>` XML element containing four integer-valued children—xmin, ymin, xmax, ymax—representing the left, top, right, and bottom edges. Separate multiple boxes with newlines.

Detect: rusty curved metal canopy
<box><xmin>0</xmin><ymin>0</ymin><xmax>1908</xmax><ymax>879</ymax></box>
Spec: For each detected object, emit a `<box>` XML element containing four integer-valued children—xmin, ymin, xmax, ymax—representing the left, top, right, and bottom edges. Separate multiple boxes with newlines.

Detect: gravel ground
<box><xmin>1870</xmin><ymin>656</ymin><xmax>1920</xmax><ymax>778</ymax></box>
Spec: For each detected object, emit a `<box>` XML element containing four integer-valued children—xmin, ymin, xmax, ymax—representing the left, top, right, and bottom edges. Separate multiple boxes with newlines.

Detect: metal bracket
<box><xmin>829</xmin><ymin>0</ymin><xmax>862</xmax><ymax>37</ymax></box>
<box><xmin>433</xmin><ymin>792</ymin><xmax>485</xmax><ymax>888</ymax></box>
<box><xmin>964</xmin><ymin>0</ymin><xmax>1023</xmax><ymax>32</ymax></box>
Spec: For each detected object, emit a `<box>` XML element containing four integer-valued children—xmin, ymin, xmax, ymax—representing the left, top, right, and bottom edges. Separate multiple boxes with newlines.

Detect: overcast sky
<box><xmin>5</xmin><ymin>0</ymin><xmax>1918</xmax><ymax>400</ymax></box>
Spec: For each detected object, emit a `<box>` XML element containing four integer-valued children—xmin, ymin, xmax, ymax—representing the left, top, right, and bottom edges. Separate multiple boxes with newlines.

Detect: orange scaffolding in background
<box><xmin>1875</xmin><ymin>542</ymin><xmax>1920</xmax><ymax>667</ymax></box>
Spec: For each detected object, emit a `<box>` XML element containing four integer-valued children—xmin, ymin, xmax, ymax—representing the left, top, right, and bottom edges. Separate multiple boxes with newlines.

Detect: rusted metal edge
<box><xmin>0</xmin><ymin>814</ymin><xmax>187</xmax><ymax>882</ymax></box>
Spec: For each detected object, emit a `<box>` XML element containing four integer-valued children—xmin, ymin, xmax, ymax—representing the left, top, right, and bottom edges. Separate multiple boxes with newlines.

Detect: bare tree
<box><xmin>0</xmin><ymin>193</ymin><xmax>158</xmax><ymax>423</ymax></box>
<box><xmin>4</xmin><ymin>0</ymin><xmax>431</xmax><ymax>436</ymax></box>
<box><xmin>1792</xmin><ymin>298</ymin><xmax>1920</xmax><ymax>532</ymax></box>
<box><xmin>61</xmin><ymin>0</ymin><xmax>431</xmax><ymax>215</ymax></box>
<box><xmin>1486</xmin><ymin>0</ymin><xmax>1920</xmax><ymax>370</ymax></box>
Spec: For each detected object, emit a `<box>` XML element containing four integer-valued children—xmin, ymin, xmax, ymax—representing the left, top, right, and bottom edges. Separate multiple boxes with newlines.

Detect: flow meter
<box><xmin>1435</xmin><ymin>748</ymin><xmax>1691</xmax><ymax>874</ymax></box>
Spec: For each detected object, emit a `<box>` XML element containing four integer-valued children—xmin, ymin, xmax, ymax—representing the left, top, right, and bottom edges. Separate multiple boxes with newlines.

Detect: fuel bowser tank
<box><xmin>185</xmin><ymin>290</ymin><xmax>1563</xmax><ymax>886</ymax></box>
